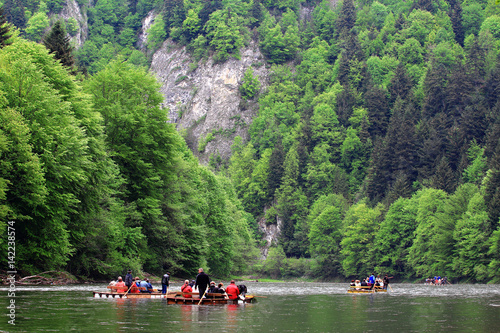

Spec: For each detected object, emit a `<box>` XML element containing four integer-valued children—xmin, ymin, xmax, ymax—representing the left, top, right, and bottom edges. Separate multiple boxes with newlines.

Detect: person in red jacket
<box><xmin>115</xmin><ymin>276</ymin><xmax>127</xmax><ymax>293</ymax></box>
<box><xmin>225</xmin><ymin>280</ymin><xmax>240</xmax><ymax>300</ymax></box>
<box><xmin>181</xmin><ymin>279</ymin><xmax>192</xmax><ymax>297</ymax></box>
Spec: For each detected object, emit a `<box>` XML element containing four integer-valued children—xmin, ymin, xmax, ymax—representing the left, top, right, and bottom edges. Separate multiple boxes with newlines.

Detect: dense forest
<box><xmin>1</xmin><ymin>0</ymin><xmax>500</xmax><ymax>283</ymax></box>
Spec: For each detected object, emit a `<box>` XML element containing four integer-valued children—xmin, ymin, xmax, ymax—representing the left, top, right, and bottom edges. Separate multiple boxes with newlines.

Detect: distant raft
<box><xmin>347</xmin><ymin>286</ymin><xmax>388</xmax><ymax>294</ymax></box>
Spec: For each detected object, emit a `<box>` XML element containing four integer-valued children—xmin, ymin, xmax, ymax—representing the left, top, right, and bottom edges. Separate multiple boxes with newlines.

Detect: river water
<box><xmin>1</xmin><ymin>282</ymin><xmax>500</xmax><ymax>332</ymax></box>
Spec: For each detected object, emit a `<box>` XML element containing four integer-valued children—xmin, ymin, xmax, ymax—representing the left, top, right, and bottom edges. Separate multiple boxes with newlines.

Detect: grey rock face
<box><xmin>150</xmin><ymin>39</ymin><xmax>269</xmax><ymax>164</ymax></box>
<box><xmin>60</xmin><ymin>0</ymin><xmax>88</xmax><ymax>48</ymax></box>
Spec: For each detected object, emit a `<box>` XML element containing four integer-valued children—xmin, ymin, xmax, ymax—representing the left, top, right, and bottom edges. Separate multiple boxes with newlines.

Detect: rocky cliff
<box><xmin>60</xmin><ymin>0</ymin><xmax>88</xmax><ymax>48</ymax></box>
<box><xmin>149</xmin><ymin>38</ymin><xmax>269</xmax><ymax>164</ymax></box>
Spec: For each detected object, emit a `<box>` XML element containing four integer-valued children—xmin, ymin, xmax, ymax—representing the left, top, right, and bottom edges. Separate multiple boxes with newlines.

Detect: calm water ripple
<box><xmin>1</xmin><ymin>282</ymin><xmax>499</xmax><ymax>332</ymax></box>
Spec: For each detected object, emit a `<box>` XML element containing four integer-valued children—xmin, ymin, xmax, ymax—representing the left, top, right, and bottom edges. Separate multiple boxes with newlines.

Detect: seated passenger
<box><xmin>350</xmin><ymin>280</ymin><xmax>355</xmax><ymax>286</ymax></box>
<box><xmin>146</xmin><ymin>279</ymin><xmax>153</xmax><ymax>292</ymax></box>
<box><xmin>208</xmin><ymin>281</ymin><xmax>217</xmax><ymax>293</ymax></box>
<box><xmin>181</xmin><ymin>279</ymin><xmax>192</xmax><ymax>297</ymax></box>
<box><xmin>115</xmin><ymin>276</ymin><xmax>127</xmax><ymax>293</ymax></box>
<box><xmin>216</xmin><ymin>283</ymin><xmax>225</xmax><ymax>293</ymax></box>
<box><xmin>130</xmin><ymin>277</ymin><xmax>141</xmax><ymax>293</ymax></box>
<box><xmin>361</xmin><ymin>279</ymin><xmax>368</xmax><ymax>287</ymax></box>
<box><xmin>226</xmin><ymin>280</ymin><xmax>240</xmax><ymax>300</ymax></box>
<box><xmin>139</xmin><ymin>279</ymin><xmax>151</xmax><ymax>293</ymax></box>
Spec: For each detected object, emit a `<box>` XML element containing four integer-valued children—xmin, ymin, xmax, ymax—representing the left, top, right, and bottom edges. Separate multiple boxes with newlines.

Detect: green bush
<box><xmin>66</xmin><ymin>18</ymin><xmax>79</xmax><ymax>36</ymax></box>
<box><xmin>239</xmin><ymin>67</ymin><xmax>261</xmax><ymax>100</ymax></box>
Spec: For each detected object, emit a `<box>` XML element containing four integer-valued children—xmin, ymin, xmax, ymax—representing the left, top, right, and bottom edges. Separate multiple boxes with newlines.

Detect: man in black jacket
<box><xmin>124</xmin><ymin>270</ymin><xmax>133</xmax><ymax>291</ymax></box>
<box><xmin>194</xmin><ymin>268</ymin><xmax>210</xmax><ymax>299</ymax></box>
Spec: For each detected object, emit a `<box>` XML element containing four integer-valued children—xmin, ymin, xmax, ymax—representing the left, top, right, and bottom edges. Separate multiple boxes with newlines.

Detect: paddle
<box><xmin>249</xmin><ymin>295</ymin><xmax>267</xmax><ymax>298</ymax></box>
<box><xmin>388</xmin><ymin>284</ymin><xmax>394</xmax><ymax>292</ymax></box>
<box><xmin>123</xmin><ymin>283</ymin><xmax>134</xmax><ymax>297</ymax></box>
<box><xmin>198</xmin><ymin>287</ymin><xmax>208</xmax><ymax>305</ymax></box>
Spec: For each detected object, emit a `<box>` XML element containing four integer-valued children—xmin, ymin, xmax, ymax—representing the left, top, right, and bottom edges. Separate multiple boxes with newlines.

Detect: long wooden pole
<box><xmin>123</xmin><ymin>282</ymin><xmax>134</xmax><ymax>297</ymax></box>
<box><xmin>198</xmin><ymin>287</ymin><xmax>208</xmax><ymax>305</ymax></box>
<box><xmin>389</xmin><ymin>284</ymin><xmax>394</xmax><ymax>292</ymax></box>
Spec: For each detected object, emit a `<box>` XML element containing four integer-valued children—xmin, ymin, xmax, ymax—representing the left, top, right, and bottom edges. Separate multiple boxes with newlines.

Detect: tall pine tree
<box><xmin>0</xmin><ymin>7</ymin><xmax>12</xmax><ymax>48</ymax></box>
<box><xmin>44</xmin><ymin>21</ymin><xmax>74</xmax><ymax>70</ymax></box>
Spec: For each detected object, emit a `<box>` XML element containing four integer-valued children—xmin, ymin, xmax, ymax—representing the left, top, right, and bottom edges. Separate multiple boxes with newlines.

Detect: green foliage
<box><xmin>0</xmin><ymin>39</ymin><xmax>89</xmax><ymax>271</ymax></box>
<box><xmin>480</xmin><ymin>14</ymin><xmax>500</xmax><ymax>38</ymax></box>
<box><xmin>308</xmin><ymin>194</ymin><xmax>347</xmax><ymax>277</ymax></box>
<box><xmin>66</xmin><ymin>17</ymin><xmax>78</xmax><ymax>36</ymax></box>
<box><xmin>198</xmin><ymin>132</ymin><xmax>214</xmax><ymax>152</ymax></box>
<box><xmin>205</xmin><ymin>9</ymin><xmax>246</xmax><ymax>63</ymax></box>
<box><xmin>147</xmin><ymin>14</ymin><xmax>166</xmax><ymax>51</ymax></box>
<box><xmin>25</xmin><ymin>10</ymin><xmax>48</xmax><ymax>41</ymax></box>
<box><xmin>340</xmin><ymin>201</ymin><xmax>383</xmax><ymax>277</ymax></box>
<box><xmin>462</xmin><ymin>141</ymin><xmax>487</xmax><ymax>184</ymax></box>
<box><xmin>240</xmin><ymin>67</ymin><xmax>261</xmax><ymax>100</ymax></box>
<box><xmin>3</xmin><ymin>0</ymin><xmax>500</xmax><ymax>282</ymax></box>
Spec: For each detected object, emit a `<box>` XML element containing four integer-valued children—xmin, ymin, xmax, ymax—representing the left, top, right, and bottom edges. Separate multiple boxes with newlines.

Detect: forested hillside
<box><xmin>0</xmin><ymin>22</ymin><xmax>258</xmax><ymax>279</ymax></box>
<box><xmin>1</xmin><ymin>0</ymin><xmax>500</xmax><ymax>282</ymax></box>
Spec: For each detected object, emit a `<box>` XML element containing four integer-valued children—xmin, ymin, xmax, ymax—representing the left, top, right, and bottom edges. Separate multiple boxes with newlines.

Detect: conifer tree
<box><xmin>484</xmin><ymin>143</ymin><xmax>500</xmax><ymax>228</ymax></box>
<box><xmin>459</xmin><ymin>94</ymin><xmax>487</xmax><ymax>145</ymax></box>
<box><xmin>364</xmin><ymin>81</ymin><xmax>390</xmax><ymax>139</ymax></box>
<box><xmin>422</xmin><ymin>62</ymin><xmax>448</xmax><ymax>119</ymax></box>
<box><xmin>366</xmin><ymin>138</ymin><xmax>390</xmax><ymax>202</ymax></box>
<box><xmin>384</xmin><ymin>100</ymin><xmax>419</xmax><ymax>192</ymax></box>
<box><xmin>417</xmin><ymin>125</ymin><xmax>446</xmax><ymax>181</ymax></box>
<box><xmin>445</xmin><ymin>62</ymin><xmax>473</xmax><ymax>120</ymax></box>
<box><xmin>44</xmin><ymin>21</ymin><xmax>74</xmax><ymax>70</ymax></box>
<box><xmin>447</xmin><ymin>0</ymin><xmax>464</xmax><ymax>46</ymax></box>
<box><xmin>3</xmin><ymin>0</ymin><xmax>26</xmax><ymax>29</ymax></box>
<box><xmin>414</xmin><ymin>0</ymin><xmax>434</xmax><ymax>13</ymax></box>
<box><xmin>0</xmin><ymin>7</ymin><xmax>12</xmax><ymax>48</ymax></box>
<box><xmin>336</xmin><ymin>0</ymin><xmax>356</xmax><ymax>37</ymax></box>
<box><xmin>431</xmin><ymin>156</ymin><xmax>456</xmax><ymax>193</ymax></box>
<box><xmin>388</xmin><ymin>63</ymin><xmax>413</xmax><ymax>108</ymax></box>
<box><xmin>267</xmin><ymin>135</ymin><xmax>285</xmax><ymax>200</ymax></box>
<box><xmin>199</xmin><ymin>0</ymin><xmax>222</xmax><ymax>29</ymax></box>
<box><xmin>250</xmin><ymin>0</ymin><xmax>263</xmax><ymax>28</ymax></box>
<box><xmin>465</xmin><ymin>36</ymin><xmax>486</xmax><ymax>88</ymax></box>
<box><xmin>484</xmin><ymin>62</ymin><xmax>500</xmax><ymax>109</ymax></box>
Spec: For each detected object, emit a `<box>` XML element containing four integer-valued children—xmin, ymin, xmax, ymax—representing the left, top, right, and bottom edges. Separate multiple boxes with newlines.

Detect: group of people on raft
<box><xmin>425</xmin><ymin>276</ymin><xmax>449</xmax><ymax>285</ymax></box>
<box><xmin>109</xmin><ymin>268</ymin><xmax>243</xmax><ymax>300</ymax></box>
<box><xmin>350</xmin><ymin>274</ymin><xmax>392</xmax><ymax>290</ymax></box>
<box><xmin>108</xmin><ymin>269</ymin><xmax>170</xmax><ymax>294</ymax></box>
<box><xmin>180</xmin><ymin>268</ymin><xmax>243</xmax><ymax>300</ymax></box>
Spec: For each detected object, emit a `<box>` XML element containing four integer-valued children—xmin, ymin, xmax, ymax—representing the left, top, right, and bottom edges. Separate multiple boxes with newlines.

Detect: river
<box><xmin>1</xmin><ymin>282</ymin><xmax>500</xmax><ymax>332</ymax></box>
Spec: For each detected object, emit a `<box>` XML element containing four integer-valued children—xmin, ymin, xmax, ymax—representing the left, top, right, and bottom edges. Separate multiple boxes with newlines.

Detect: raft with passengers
<box><xmin>92</xmin><ymin>268</ymin><xmax>256</xmax><ymax>304</ymax></box>
<box><xmin>347</xmin><ymin>274</ymin><xmax>392</xmax><ymax>294</ymax></box>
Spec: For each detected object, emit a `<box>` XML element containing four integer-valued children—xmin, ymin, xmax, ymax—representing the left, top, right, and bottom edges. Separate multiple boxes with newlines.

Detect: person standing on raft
<box><xmin>194</xmin><ymin>268</ymin><xmax>210</xmax><ymax>299</ymax></box>
<box><xmin>161</xmin><ymin>272</ymin><xmax>170</xmax><ymax>294</ymax></box>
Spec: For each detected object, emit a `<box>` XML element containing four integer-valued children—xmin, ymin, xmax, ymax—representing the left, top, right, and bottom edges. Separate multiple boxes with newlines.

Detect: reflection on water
<box><xmin>1</xmin><ymin>283</ymin><xmax>500</xmax><ymax>332</ymax></box>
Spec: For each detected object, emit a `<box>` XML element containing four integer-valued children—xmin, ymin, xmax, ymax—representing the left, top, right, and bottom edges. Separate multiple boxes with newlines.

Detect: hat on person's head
<box><xmin>128</xmin><ymin>269</ymin><xmax>132</xmax><ymax>273</ymax></box>
<box><xmin>184</xmin><ymin>280</ymin><xmax>189</xmax><ymax>284</ymax></box>
<box><xmin>118</xmin><ymin>276</ymin><xmax>123</xmax><ymax>281</ymax></box>
<box><xmin>210</xmin><ymin>281</ymin><xmax>215</xmax><ymax>285</ymax></box>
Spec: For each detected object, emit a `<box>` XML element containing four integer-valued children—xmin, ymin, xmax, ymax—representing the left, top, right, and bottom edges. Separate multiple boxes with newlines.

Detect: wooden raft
<box><xmin>347</xmin><ymin>285</ymin><xmax>388</xmax><ymax>294</ymax></box>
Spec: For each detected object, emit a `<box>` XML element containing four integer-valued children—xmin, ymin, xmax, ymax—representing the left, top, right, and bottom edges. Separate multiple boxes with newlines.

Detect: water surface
<box><xmin>1</xmin><ymin>282</ymin><xmax>499</xmax><ymax>332</ymax></box>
